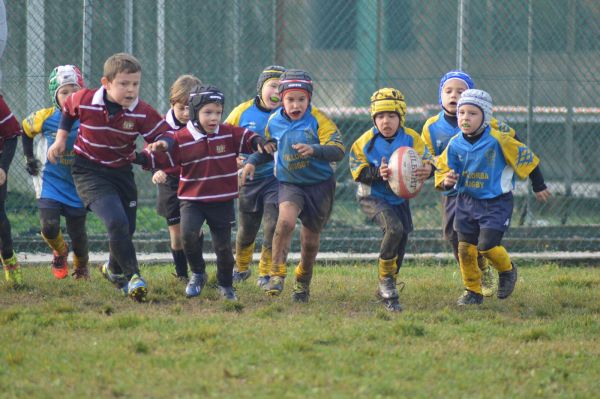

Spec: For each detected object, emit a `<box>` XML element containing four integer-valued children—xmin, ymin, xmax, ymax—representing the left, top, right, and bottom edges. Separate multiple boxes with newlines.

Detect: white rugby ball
<box><xmin>388</xmin><ymin>146</ymin><xmax>423</xmax><ymax>199</ymax></box>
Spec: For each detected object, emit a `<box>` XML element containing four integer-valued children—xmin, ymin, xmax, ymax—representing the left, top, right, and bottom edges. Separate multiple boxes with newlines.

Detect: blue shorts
<box><xmin>442</xmin><ymin>194</ymin><xmax>457</xmax><ymax>241</ymax></box>
<box><xmin>453</xmin><ymin>192</ymin><xmax>513</xmax><ymax>235</ymax></box>
<box><xmin>238</xmin><ymin>175</ymin><xmax>278</xmax><ymax>213</ymax></box>
<box><xmin>37</xmin><ymin>198</ymin><xmax>87</xmax><ymax>218</ymax></box>
<box><xmin>278</xmin><ymin>177</ymin><xmax>336</xmax><ymax>233</ymax></box>
<box><xmin>358</xmin><ymin>195</ymin><xmax>414</xmax><ymax>235</ymax></box>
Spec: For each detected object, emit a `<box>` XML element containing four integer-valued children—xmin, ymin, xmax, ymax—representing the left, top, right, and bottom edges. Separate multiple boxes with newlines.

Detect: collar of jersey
<box><xmin>187</xmin><ymin>120</ymin><xmax>220</xmax><ymax>141</ymax></box>
<box><xmin>92</xmin><ymin>87</ymin><xmax>139</xmax><ymax>111</ymax></box>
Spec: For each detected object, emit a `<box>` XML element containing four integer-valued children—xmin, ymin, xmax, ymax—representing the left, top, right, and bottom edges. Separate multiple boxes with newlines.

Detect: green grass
<box><xmin>1</xmin><ymin>261</ymin><xmax>599</xmax><ymax>398</ymax></box>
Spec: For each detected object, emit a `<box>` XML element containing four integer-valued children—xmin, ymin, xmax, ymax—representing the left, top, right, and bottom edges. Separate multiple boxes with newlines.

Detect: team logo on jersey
<box><xmin>215</xmin><ymin>144</ymin><xmax>226</xmax><ymax>154</ymax></box>
<box><xmin>122</xmin><ymin>120</ymin><xmax>134</xmax><ymax>130</ymax></box>
<box><xmin>304</xmin><ymin>128</ymin><xmax>316</xmax><ymax>144</ymax></box>
<box><xmin>485</xmin><ymin>148</ymin><xmax>496</xmax><ymax>165</ymax></box>
<box><xmin>516</xmin><ymin>146</ymin><xmax>534</xmax><ymax>167</ymax></box>
<box><xmin>248</xmin><ymin>121</ymin><xmax>256</xmax><ymax>129</ymax></box>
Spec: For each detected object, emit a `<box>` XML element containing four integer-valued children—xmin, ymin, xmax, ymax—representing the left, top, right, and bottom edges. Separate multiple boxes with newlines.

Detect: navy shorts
<box><xmin>180</xmin><ymin>199</ymin><xmax>235</xmax><ymax>229</ymax></box>
<box><xmin>238</xmin><ymin>175</ymin><xmax>278</xmax><ymax>213</ymax></box>
<box><xmin>71</xmin><ymin>155</ymin><xmax>137</xmax><ymax>209</ymax></box>
<box><xmin>156</xmin><ymin>174</ymin><xmax>181</xmax><ymax>225</ymax></box>
<box><xmin>278</xmin><ymin>177</ymin><xmax>336</xmax><ymax>233</ymax></box>
<box><xmin>442</xmin><ymin>194</ymin><xmax>457</xmax><ymax>241</ymax></box>
<box><xmin>37</xmin><ymin>198</ymin><xmax>87</xmax><ymax>218</ymax></box>
<box><xmin>358</xmin><ymin>195</ymin><xmax>414</xmax><ymax>235</ymax></box>
<box><xmin>454</xmin><ymin>192</ymin><xmax>513</xmax><ymax>235</ymax></box>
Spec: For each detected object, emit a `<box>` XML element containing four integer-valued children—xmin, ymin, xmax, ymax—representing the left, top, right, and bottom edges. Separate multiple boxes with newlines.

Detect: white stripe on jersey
<box><xmin>180</xmin><ymin>171</ymin><xmax>238</xmax><ymax>182</ymax></box>
<box><xmin>79</xmin><ymin>105</ymin><xmax>104</xmax><ymax>112</ymax></box>
<box><xmin>124</xmin><ymin>112</ymin><xmax>146</xmax><ymax>118</ymax></box>
<box><xmin>239</xmin><ymin>128</ymin><xmax>250</xmax><ymax>153</ymax></box>
<box><xmin>178</xmin><ymin>191</ymin><xmax>238</xmax><ymax>201</ymax></box>
<box><xmin>0</xmin><ymin>113</ymin><xmax>14</xmax><ymax>124</ymax></box>
<box><xmin>142</xmin><ymin>120</ymin><xmax>167</xmax><ymax>138</ymax></box>
<box><xmin>74</xmin><ymin>145</ymin><xmax>135</xmax><ymax>164</ymax></box>
<box><xmin>180</xmin><ymin>153</ymin><xmax>235</xmax><ymax>166</ymax></box>
<box><xmin>79</xmin><ymin>135</ymin><xmax>130</xmax><ymax>149</ymax></box>
<box><xmin>80</xmin><ymin>123</ymin><xmax>139</xmax><ymax>136</ymax></box>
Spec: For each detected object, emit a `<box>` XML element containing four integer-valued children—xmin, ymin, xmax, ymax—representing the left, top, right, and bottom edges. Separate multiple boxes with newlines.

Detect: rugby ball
<box><xmin>388</xmin><ymin>146</ymin><xmax>423</xmax><ymax>199</ymax></box>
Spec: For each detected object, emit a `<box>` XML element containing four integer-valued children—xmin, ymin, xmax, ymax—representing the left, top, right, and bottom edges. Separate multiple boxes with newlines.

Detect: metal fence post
<box><xmin>82</xmin><ymin>0</ymin><xmax>93</xmax><ymax>84</ymax></box>
<box><xmin>356</xmin><ymin>0</ymin><xmax>378</xmax><ymax>103</ymax></box>
<box><xmin>456</xmin><ymin>0</ymin><xmax>465</xmax><ymax>70</ymax></box>
<box><xmin>26</xmin><ymin>0</ymin><xmax>44</xmax><ymax>114</ymax></box>
<box><xmin>156</xmin><ymin>0</ymin><xmax>165</xmax><ymax>112</ymax></box>
<box><xmin>562</xmin><ymin>0</ymin><xmax>576</xmax><ymax>225</ymax></box>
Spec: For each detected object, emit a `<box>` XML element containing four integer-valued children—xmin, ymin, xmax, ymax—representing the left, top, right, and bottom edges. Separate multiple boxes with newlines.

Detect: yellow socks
<box><xmin>73</xmin><ymin>253</ymin><xmax>89</xmax><ymax>270</ymax></box>
<box><xmin>378</xmin><ymin>256</ymin><xmax>398</xmax><ymax>279</ymax></box>
<box><xmin>458</xmin><ymin>242</ymin><xmax>482</xmax><ymax>294</ymax></box>
<box><xmin>235</xmin><ymin>242</ymin><xmax>255</xmax><ymax>272</ymax></box>
<box><xmin>258</xmin><ymin>246</ymin><xmax>272</xmax><ymax>277</ymax></box>
<box><xmin>294</xmin><ymin>262</ymin><xmax>313</xmax><ymax>284</ymax></box>
<box><xmin>271</xmin><ymin>262</ymin><xmax>287</xmax><ymax>278</ymax></box>
<box><xmin>42</xmin><ymin>231</ymin><xmax>68</xmax><ymax>255</ymax></box>
<box><xmin>477</xmin><ymin>253</ymin><xmax>489</xmax><ymax>272</ymax></box>
<box><xmin>480</xmin><ymin>245</ymin><xmax>512</xmax><ymax>272</ymax></box>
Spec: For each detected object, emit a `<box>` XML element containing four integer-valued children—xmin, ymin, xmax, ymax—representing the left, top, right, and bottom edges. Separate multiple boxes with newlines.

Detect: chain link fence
<box><xmin>1</xmin><ymin>0</ymin><xmax>599</xmax><ymax>254</ymax></box>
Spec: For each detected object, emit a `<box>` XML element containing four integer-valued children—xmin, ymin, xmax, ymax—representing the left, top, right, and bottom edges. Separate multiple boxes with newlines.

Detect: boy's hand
<box><xmin>379</xmin><ymin>157</ymin><xmax>390</xmax><ymax>181</ymax></box>
<box><xmin>147</xmin><ymin>140</ymin><xmax>169</xmax><ymax>152</ymax></box>
<box><xmin>239</xmin><ymin>163</ymin><xmax>255</xmax><ymax>186</ymax></box>
<box><xmin>415</xmin><ymin>163</ymin><xmax>433</xmax><ymax>183</ymax></box>
<box><xmin>26</xmin><ymin>157</ymin><xmax>42</xmax><ymax>176</ymax></box>
<box><xmin>292</xmin><ymin>143</ymin><xmax>314</xmax><ymax>157</ymax></box>
<box><xmin>47</xmin><ymin>141</ymin><xmax>66</xmax><ymax>164</ymax></box>
<box><xmin>534</xmin><ymin>189</ymin><xmax>551</xmax><ymax>203</ymax></box>
<box><xmin>236</xmin><ymin>155</ymin><xmax>246</xmax><ymax>169</ymax></box>
<box><xmin>443</xmin><ymin>170</ymin><xmax>459</xmax><ymax>188</ymax></box>
<box><xmin>259</xmin><ymin>141</ymin><xmax>277</xmax><ymax>155</ymax></box>
<box><xmin>152</xmin><ymin>170</ymin><xmax>167</xmax><ymax>184</ymax></box>
<box><xmin>0</xmin><ymin>168</ymin><xmax>6</xmax><ymax>186</ymax></box>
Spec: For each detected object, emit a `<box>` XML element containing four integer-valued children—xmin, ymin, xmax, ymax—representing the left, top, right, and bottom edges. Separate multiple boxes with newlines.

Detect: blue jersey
<box><xmin>421</xmin><ymin>111</ymin><xmax>516</xmax><ymax>197</ymax></box>
<box><xmin>22</xmin><ymin>107</ymin><xmax>83</xmax><ymax>208</ymax></box>
<box><xmin>435</xmin><ymin>127</ymin><xmax>539</xmax><ymax>200</ymax></box>
<box><xmin>350</xmin><ymin>127</ymin><xmax>432</xmax><ymax>205</ymax></box>
<box><xmin>225</xmin><ymin>98</ymin><xmax>276</xmax><ymax>181</ymax></box>
<box><xmin>265</xmin><ymin>105</ymin><xmax>344</xmax><ymax>185</ymax></box>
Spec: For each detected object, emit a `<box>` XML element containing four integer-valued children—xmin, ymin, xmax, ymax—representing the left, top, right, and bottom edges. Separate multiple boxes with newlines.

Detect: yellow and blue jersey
<box><xmin>22</xmin><ymin>107</ymin><xmax>83</xmax><ymax>208</ymax></box>
<box><xmin>350</xmin><ymin>127</ymin><xmax>432</xmax><ymax>205</ymax></box>
<box><xmin>435</xmin><ymin>127</ymin><xmax>539</xmax><ymax>199</ymax></box>
<box><xmin>225</xmin><ymin>97</ymin><xmax>276</xmax><ymax>180</ymax></box>
<box><xmin>422</xmin><ymin>111</ymin><xmax>515</xmax><ymax>196</ymax></box>
<box><xmin>265</xmin><ymin>105</ymin><xmax>344</xmax><ymax>185</ymax></box>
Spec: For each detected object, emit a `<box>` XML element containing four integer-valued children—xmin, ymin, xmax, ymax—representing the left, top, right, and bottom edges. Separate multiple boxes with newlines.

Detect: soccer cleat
<box><xmin>497</xmin><ymin>263</ymin><xmax>518</xmax><ymax>299</ymax></box>
<box><xmin>480</xmin><ymin>265</ymin><xmax>497</xmax><ymax>297</ymax></box>
<box><xmin>218</xmin><ymin>285</ymin><xmax>238</xmax><ymax>301</ymax></box>
<box><xmin>51</xmin><ymin>247</ymin><xmax>69</xmax><ymax>279</ymax></box>
<box><xmin>256</xmin><ymin>275</ymin><xmax>270</xmax><ymax>290</ymax></box>
<box><xmin>232</xmin><ymin>269</ymin><xmax>252</xmax><ymax>283</ymax></box>
<box><xmin>185</xmin><ymin>272</ymin><xmax>208</xmax><ymax>298</ymax></box>
<box><xmin>265</xmin><ymin>276</ymin><xmax>285</xmax><ymax>296</ymax></box>
<box><xmin>382</xmin><ymin>298</ymin><xmax>403</xmax><ymax>312</ymax></box>
<box><xmin>291</xmin><ymin>281</ymin><xmax>310</xmax><ymax>303</ymax></box>
<box><xmin>71</xmin><ymin>265</ymin><xmax>90</xmax><ymax>280</ymax></box>
<box><xmin>457</xmin><ymin>290</ymin><xmax>484</xmax><ymax>305</ymax></box>
<box><xmin>127</xmin><ymin>274</ymin><xmax>147</xmax><ymax>302</ymax></box>
<box><xmin>99</xmin><ymin>262</ymin><xmax>128</xmax><ymax>294</ymax></box>
<box><xmin>3</xmin><ymin>254</ymin><xmax>23</xmax><ymax>286</ymax></box>
<box><xmin>377</xmin><ymin>277</ymin><xmax>399</xmax><ymax>300</ymax></box>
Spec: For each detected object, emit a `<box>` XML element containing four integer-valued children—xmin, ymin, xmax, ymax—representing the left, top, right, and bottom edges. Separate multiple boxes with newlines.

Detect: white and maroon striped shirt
<box><xmin>63</xmin><ymin>87</ymin><xmax>171</xmax><ymax>168</ymax></box>
<box><xmin>0</xmin><ymin>95</ymin><xmax>21</xmax><ymax>154</ymax></box>
<box><xmin>151</xmin><ymin>121</ymin><xmax>257</xmax><ymax>202</ymax></box>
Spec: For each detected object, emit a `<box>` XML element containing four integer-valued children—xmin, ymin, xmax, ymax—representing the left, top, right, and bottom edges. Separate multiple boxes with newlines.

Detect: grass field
<box><xmin>1</xmin><ymin>261</ymin><xmax>599</xmax><ymax>398</ymax></box>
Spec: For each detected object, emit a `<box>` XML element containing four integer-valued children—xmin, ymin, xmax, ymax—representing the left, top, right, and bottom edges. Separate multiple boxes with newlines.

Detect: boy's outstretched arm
<box><xmin>529</xmin><ymin>165</ymin><xmax>551</xmax><ymax>202</ymax></box>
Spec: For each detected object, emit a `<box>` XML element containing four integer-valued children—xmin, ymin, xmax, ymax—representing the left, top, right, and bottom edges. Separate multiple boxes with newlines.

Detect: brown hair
<box><xmin>170</xmin><ymin>74</ymin><xmax>202</xmax><ymax>105</ymax></box>
<box><xmin>103</xmin><ymin>53</ymin><xmax>142</xmax><ymax>81</ymax></box>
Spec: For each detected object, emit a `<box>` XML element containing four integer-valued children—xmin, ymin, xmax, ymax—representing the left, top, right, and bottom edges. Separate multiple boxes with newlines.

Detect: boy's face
<box><xmin>441</xmin><ymin>79</ymin><xmax>468</xmax><ymax>115</ymax></box>
<box><xmin>261</xmin><ymin>79</ymin><xmax>281</xmax><ymax>110</ymax></box>
<box><xmin>172</xmin><ymin>102</ymin><xmax>189</xmax><ymax>124</ymax></box>
<box><xmin>56</xmin><ymin>84</ymin><xmax>80</xmax><ymax>109</ymax></box>
<box><xmin>282</xmin><ymin>90</ymin><xmax>309</xmax><ymax>120</ymax></box>
<box><xmin>457</xmin><ymin>104</ymin><xmax>483</xmax><ymax>136</ymax></box>
<box><xmin>101</xmin><ymin>71</ymin><xmax>141</xmax><ymax>108</ymax></box>
<box><xmin>374</xmin><ymin>112</ymin><xmax>400</xmax><ymax>137</ymax></box>
<box><xmin>198</xmin><ymin>102</ymin><xmax>223</xmax><ymax>133</ymax></box>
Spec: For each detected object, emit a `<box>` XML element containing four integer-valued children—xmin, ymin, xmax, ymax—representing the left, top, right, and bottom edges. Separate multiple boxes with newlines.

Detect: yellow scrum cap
<box><xmin>370</xmin><ymin>88</ymin><xmax>407</xmax><ymax>124</ymax></box>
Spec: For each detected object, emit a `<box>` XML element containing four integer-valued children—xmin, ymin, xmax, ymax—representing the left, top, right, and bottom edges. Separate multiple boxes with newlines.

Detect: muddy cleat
<box><xmin>291</xmin><ymin>280</ymin><xmax>310</xmax><ymax>303</ymax></box>
<box><xmin>3</xmin><ymin>254</ymin><xmax>23</xmax><ymax>286</ymax></box>
<box><xmin>481</xmin><ymin>265</ymin><xmax>497</xmax><ymax>297</ymax></box>
<box><xmin>383</xmin><ymin>298</ymin><xmax>403</xmax><ymax>312</ymax></box>
<box><xmin>232</xmin><ymin>269</ymin><xmax>251</xmax><ymax>283</ymax></box>
<box><xmin>99</xmin><ymin>262</ymin><xmax>128</xmax><ymax>294</ymax></box>
<box><xmin>218</xmin><ymin>285</ymin><xmax>238</xmax><ymax>301</ymax></box>
<box><xmin>71</xmin><ymin>266</ymin><xmax>90</xmax><ymax>280</ymax></box>
<box><xmin>377</xmin><ymin>277</ymin><xmax>399</xmax><ymax>300</ymax></box>
<box><xmin>265</xmin><ymin>276</ymin><xmax>284</xmax><ymax>296</ymax></box>
<box><xmin>457</xmin><ymin>290</ymin><xmax>484</xmax><ymax>305</ymax></box>
<box><xmin>51</xmin><ymin>247</ymin><xmax>69</xmax><ymax>279</ymax></box>
<box><xmin>497</xmin><ymin>263</ymin><xmax>518</xmax><ymax>299</ymax></box>
<box><xmin>256</xmin><ymin>275</ymin><xmax>270</xmax><ymax>290</ymax></box>
<box><xmin>127</xmin><ymin>274</ymin><xmax>147</xmax><ymax>302</ymax></box>
<box><xmin>185</xmin><ymin>272</ymin><xmax>208</xmax><ymax>298</ymax></box>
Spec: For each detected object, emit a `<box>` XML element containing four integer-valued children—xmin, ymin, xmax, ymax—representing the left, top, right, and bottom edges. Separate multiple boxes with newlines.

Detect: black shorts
<box><xmin>454</xmin><ymin>192</ymin><xmax>513</xmax><ymax>235</ymax></box>
<box><xmin>238</xmin><ymin>175</ymin><xmax>278</xmax><ymax>213</ymax></box>
<box><xmin>358</xmin><ymin>195</ymin><xmax>414</xmax><ymax>234</ymax></box>
<box><xmin>180</xmin><ymin>199</ymin><xmax>235</xmax><ymax>229</ymax></box>
<box><xmin>71</xmin><ymin>155</ymin><xmax>137</xmax><ymax>208</ymax></box>
<box><xmin>278</xmin><ymin>177</ymin><xmax>336</xmax><ymax>233</ymax></box>
<box><xmin>442</xmin><ymin>194</ymin><xmax>457</xmax><ymax>241</ymax></box>
<box><xmin>156</xmin><ymin>174</ymin><xmax>181</xmax><ymax>225</ymax></box>
<box><xmin>37</xmin><ymin>198</ymin><xmax>87</xmax><ymax>218</ymax></box>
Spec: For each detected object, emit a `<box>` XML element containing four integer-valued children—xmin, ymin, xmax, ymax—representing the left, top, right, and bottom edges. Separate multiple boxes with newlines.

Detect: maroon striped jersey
<box><xmin>0</xmin><ymin>95</ymin><xmax>21</xmax><ymax>154</ymax></box>
<box><xmin>155</xmin><ymin>108</ymin><xmax>182</xmax><ymax>177</ymax></box>
<box><xmin>150</xmin><ymin>122</ymin><xmax>258</xmax><ymax>202</ymax></box>
<box><xmin>63</xmin><ymin>87</ymin><xmax>171</xmax><ymax>168</ymax></box>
